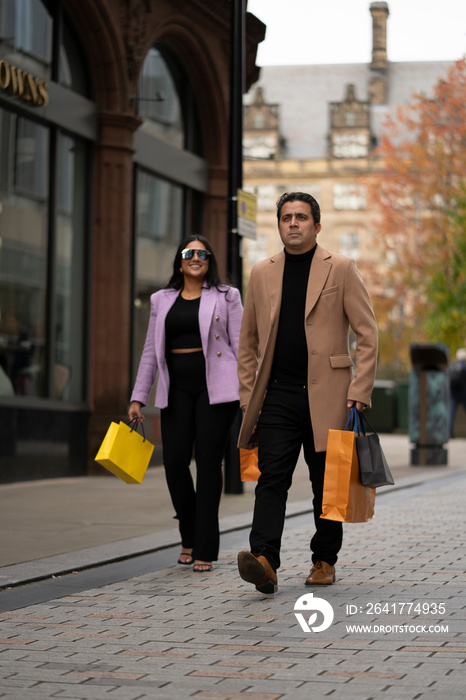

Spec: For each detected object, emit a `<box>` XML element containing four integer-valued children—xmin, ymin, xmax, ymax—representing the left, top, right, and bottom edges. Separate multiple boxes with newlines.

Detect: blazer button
<box><xmin>216</xmin><ymin>334</ymin><xmax>220</xmax><ymax>339</ymax></box>
<box><xmin>215</xmin><ymin>316</ymin><xmax>219</xmax><ymax>321</ymax></box>
<box><xmin>217</xmin><ymin>351</ymin><xmax>222</xmax><ymax>357</ymax></box>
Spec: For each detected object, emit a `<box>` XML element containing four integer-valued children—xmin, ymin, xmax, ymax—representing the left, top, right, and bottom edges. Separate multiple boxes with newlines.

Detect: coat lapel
<box><xmin>265</xmin><ymin>251</ymin><xmax>285</xmax><ymax>323</ymax></box>
<box><xmin>305</xmin><ymin>245</ymin><xmax>332</xmax><ymax>319</ymax></box>
<box><xmin>155</xmin><ymin>289</ymin><xmax>179</xmax><ymax>361</ymax></box>
<box><xmin>198</xmin><ymin>286</ymin><xmax>216</xmax><ymax>351</ymax></box>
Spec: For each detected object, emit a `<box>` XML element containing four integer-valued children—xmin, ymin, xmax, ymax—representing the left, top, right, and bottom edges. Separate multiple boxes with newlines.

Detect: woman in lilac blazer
<box><xmin>129</xmin><ymin>235</ymin><xmax>243</xmax><ymax>573</ymax></box>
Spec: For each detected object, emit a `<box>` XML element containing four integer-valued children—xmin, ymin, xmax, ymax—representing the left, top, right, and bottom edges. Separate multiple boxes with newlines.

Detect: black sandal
<box><xmin>178</xmin><ymin>550</ymin><xmax>194</xmax><ymax>565</ymax></box>
<box><xmin>193</xmin><ymin>563</ymin><xmax>213</xmax><ymax>572</ymax></box>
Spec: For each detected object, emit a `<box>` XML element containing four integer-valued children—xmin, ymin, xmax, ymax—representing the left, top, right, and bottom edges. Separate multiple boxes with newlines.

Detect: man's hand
<box><xmin>241</xmin><ymin>405</ymin><xmax>247</xmax><ymax>413</ymax></box>
<box><xmin>347</xmin><ymin>400</ymin><xmax>367</xmax><ymax>412</ymax></box>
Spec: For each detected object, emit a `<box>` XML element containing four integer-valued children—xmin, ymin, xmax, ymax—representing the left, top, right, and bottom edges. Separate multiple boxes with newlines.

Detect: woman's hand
<box><xmin>128</xmin><ymin>401</ymin><xmax>144</xmax><ymax>423</ymax></box>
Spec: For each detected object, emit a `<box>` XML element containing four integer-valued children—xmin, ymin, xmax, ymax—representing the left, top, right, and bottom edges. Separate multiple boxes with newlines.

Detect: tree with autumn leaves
<box><xmin>366</xmin><ymin>58</ymin><xmax>466</xmax><ymax>376</ymax></box>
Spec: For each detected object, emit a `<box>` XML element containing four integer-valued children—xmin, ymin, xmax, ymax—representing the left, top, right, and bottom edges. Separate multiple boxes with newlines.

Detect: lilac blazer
<box><xmin>130</xmin><ymin>285</ymin><xmax>243</xmax><ymax>408</ymax></box>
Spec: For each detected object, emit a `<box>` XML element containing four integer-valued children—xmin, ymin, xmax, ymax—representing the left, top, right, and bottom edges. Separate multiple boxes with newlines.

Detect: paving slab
<box><xmin>2</xmin><ymin>435</ymin><xmax>466</xmax><ymax>588</ymax></box>
<box><xmin>1</xmin><ymin>466</ymin><xmax>465</xmax><ymax>699</ymax></box>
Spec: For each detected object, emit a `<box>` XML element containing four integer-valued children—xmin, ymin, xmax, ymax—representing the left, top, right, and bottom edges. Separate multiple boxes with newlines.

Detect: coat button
<box><xmin>215</xmin><ymin>334</ymin><xmax>220</xmax><ymax>339</ymax></box>
<box><xmin>217</xmin><ymin>351</ymin><xmax>222</xmax><ymax>357</ymax></box>
<box><xmin>215</xmin><ymin>316</ymin><xmax>219</xmax><ymax>321</ymax></box>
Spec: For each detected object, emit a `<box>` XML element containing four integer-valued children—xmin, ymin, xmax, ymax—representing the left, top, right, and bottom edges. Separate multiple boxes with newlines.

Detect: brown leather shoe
<box><xmin>305</xmin><ymin>560</ymin><xmax>336</xmax><ymax>585</ymax></box>
<box><xmin>237</xmin><ymin>550</ymin><xmax>278</xmax><ymax>594</ymax></box>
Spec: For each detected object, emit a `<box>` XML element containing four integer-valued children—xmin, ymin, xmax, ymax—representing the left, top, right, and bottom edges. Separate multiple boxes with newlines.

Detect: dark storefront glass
<box><xmin>0</xmin><ymin>112</ymin><xmax>50</xmax><ymax>397</ymax></box>
<box><xmin>138</xmin><ymin>47</ymin><xmax>184</xmax><ymax>149</ymax></box>
<box><xmin>132</xmin><ymin>171</ymin><xmax>183</xmax><ymax>400</ymax></box>
<box><xmin>54</xmin><ymin>134</ymin><xmax>88</xmax><ymax>401</ymax></box>
<box><xmin>0</xmin><ymin>0</ymin><xmax>53</xmax><ymax>79</ymax></box>
<box><xmin>0</xmin><ymin>110</ymin><xmax>88</xmax><ymax>402</ymax></box>
<box><xmin>0</xmin><ymin>0</ymin><xmax>92</xmax><ymax>481</ymax></box>
<box><xmin>132</xmin><ymin>46</ymin><xmax>204</xmax><ymax>398</ymax></box>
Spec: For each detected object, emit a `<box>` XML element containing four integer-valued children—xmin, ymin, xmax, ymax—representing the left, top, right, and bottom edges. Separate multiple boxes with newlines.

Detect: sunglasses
<box><xmin>181</xmin><ymin>248</ymin><xmax>211</xmax><ymax>261</ymax></box>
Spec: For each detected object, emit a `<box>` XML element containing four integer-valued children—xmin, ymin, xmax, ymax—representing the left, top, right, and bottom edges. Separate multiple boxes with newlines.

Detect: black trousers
<box><xmin>250</xmin><ymin>379</ymin><xmax>343</xmax><ymax>571</ymax></box>
<box><xmin>161</xmin><ymin>351</ymin><xmax>238</xmax><ymax>561</ymax></box>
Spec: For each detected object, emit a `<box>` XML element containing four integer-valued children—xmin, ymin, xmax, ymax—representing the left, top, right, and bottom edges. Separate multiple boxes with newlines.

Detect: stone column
<box><xmin>88</xmin><ymin>111</ymin><xmax>141</xmax><ymax>471</ymax></box>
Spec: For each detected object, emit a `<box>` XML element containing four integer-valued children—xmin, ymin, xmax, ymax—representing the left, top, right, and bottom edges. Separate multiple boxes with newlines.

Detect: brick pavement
<box><xmin>2</xmin><ymin>434</ymin><xmax>466</xmax><ymax>585</ymax></box>
<box><xmin>0</xmin><ymin>470</ymin><xmax>465</xmax><ymax>699</ymax></box>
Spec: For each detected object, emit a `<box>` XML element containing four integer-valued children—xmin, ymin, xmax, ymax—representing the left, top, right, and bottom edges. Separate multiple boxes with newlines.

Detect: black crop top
<box><xmin>165</xmin><ymin>295</ymin><xmax>202</xmax><ymax>350</ymax></box>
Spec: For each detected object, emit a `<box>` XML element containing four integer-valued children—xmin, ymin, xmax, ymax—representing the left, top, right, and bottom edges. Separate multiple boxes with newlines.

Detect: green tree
<box><xmin>367</xmin><ymin>58</ymin><xmax>466</xmax><ymax>370</ymax></box>
<box><xmin>423</xmin><ymin>194</ymin><xmax>466</xmax><ymax>348</ymax></box>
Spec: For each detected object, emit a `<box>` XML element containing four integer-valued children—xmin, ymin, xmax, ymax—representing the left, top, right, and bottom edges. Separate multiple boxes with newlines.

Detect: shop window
<box><xmin>0</xmin><ymin>0</ymin><xmax>92</xmax><ymax>98</ymax></box>
<box><xmin>133</xmin><ymin>44</ymin><xmax>204</xmax><ymax>390</ymax></box>
<box><xmin>15</xmin><ymin>118</ymin><xmax>49</xmax><ymax>199</ymax></box>
<box><xmin>59</xmin><ymin>16</ymin><xmax>92</xmax><ymax>98</ymax></box>
<box><xmin>0</xmin><ymin>108</ymin><xmax>88</xmax><ymax>401</ymax></box>
<box><xmin>138</xmin><ymin>48</ymin><xmax>184</xmax><ymax>149</ymax></box>
<box><xmin>54</xmin><ymin>134</ymin><xmax>87</xmax><ymax>400</ymax></box>
<box><xmin>138</xmin><ymin>45</ymin><xmax>202</xmax><ymax>155</ymax></box>
<box><xmin>134</xmin><ymin>171</ymin><xmax>183</xmax><ymax>296</ymax></box>
<box><xmin>0</xmin><ymin>111</ymin><xmax>49</xmax><ymax>397</ymax></box>
<box><xmin>132</xmin><ymin>170</ymin><xmax>184</xmax><ymax>396</ymax></box>
<box><xmin>0</xmin><ymin>0</ymin><xmax>52</xmax><ymax>79</ymax></box>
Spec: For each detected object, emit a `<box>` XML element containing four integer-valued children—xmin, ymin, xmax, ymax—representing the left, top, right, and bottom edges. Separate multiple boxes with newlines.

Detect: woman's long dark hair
<box><xmin>166</xmin><ymin>234</ymin><xmax>230</xmax><ymax>294</ymax></box>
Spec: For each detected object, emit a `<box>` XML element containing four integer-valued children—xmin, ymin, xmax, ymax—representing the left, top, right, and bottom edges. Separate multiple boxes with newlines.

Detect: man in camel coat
<box><xmin>237</xmin><ymin>192</ymin><xmax>378</xmax><ymax>593</ymax></box>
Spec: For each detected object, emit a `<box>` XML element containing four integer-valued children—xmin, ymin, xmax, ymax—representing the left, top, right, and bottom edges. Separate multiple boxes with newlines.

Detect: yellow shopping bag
<box><xmin>95</xmin><ymin>421</ymin><xmax>154</xmax><ymax>484</ymax></box>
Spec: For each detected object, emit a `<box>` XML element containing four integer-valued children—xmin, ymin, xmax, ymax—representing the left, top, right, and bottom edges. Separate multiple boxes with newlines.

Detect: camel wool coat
<box><xmin>237</xmin><ymin>245</ymin><xmax>378</xmax><ymax>452</ymax></box>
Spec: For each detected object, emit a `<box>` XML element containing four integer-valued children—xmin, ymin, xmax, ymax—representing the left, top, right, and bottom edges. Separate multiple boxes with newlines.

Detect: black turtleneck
<box><xmin>271</xmin><ymin>245</ymin><xmax>316</xmax><ymax>385</ymax></box>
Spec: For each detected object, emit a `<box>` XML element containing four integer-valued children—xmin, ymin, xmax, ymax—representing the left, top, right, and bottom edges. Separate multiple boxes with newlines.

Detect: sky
<box><xmin>247</xmin><ymin>0</ymin><xmax>466</xmax><ymax>66</ymax></box>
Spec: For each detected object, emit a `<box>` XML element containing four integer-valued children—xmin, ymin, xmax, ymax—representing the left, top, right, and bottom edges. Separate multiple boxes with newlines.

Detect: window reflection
<box><xmin>133</xmin><ymin>171</ymin><xmax>183</xmax><ymax>397</ymax></box>
<box><xmin>0</xmin><ymin>112</ymin><xmax>48</xmax><ymax>397</ymax></box>
<box><xmin>15</xmin><ymin>118</ymin><xmax>49</xmax><ymax>198</ymax></box>
<box><xmin>55</xmin><ymin>135</ymin><xmax>87</xmax><ymax>400</ymax></box>
<box><xmin>0</xmin><ymin>0</ymin><xmax>52</xmax><ymax>80</ymax></box>
<box><xmin>0</xmin><ymin>110</ymin><xmax>87</xmax><ymax>401</ymax></box>
<box><xmin>138</xmin><ymin>48</ymin><xmax>184</xmax><ymax>148</ymax></box>
<box><xmin>59</xmin><ymin>18</ymin><xmax>92</xmax><ymax>97</ymax></box>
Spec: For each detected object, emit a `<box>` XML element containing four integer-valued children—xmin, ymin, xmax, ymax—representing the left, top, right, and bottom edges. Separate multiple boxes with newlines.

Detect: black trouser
<box><xmin>250</xmin><ymin>379</ymin><xmax>343</xmax><ymax>571</ymax></box>
<box><xmin>161</xmin><ymin>351</ymin><xmax>238</xmax><ymax>561</ymax></box>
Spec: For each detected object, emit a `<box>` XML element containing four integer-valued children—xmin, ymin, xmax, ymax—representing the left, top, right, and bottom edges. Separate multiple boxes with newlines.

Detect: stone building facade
<box><xmin>242</xmin><ymin>2</ymin><xmax>452</xmax><ymax>294</ymax></box>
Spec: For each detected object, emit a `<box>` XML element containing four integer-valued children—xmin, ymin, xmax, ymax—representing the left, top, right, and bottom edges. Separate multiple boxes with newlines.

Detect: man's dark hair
<box><xmin>276</xmin><ymin>192</ymin><xmax>321</xmax><ymax>224</ymax></box>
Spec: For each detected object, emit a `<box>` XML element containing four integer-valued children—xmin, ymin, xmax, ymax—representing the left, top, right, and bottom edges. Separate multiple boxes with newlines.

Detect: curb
<box><xmin>1</xmin><ymin>466</ymin><xmax>465</xmax><ymax>590</ymax></box>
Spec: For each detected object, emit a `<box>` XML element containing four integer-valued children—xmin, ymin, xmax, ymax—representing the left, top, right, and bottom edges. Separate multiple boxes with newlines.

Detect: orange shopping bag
<box><xmin>320</xmin><ymin>408</ymin><xmax>375</xmax><ymax>523</ymax></box>
<box><xmin>240</xmin><ymin>447</ymin><xmax>261</xmax><ymax>482</ymax></box>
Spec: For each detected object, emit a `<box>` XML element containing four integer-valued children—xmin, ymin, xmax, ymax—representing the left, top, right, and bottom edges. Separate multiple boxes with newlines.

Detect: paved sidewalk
<box><xmin>1</xmin><ymin>435</ymin><xmax>466</xmax><ymax>588</ymax></box>
<box><xmin>0</xmin><ymin>468</ymin><xmax>465</xmax><ymax>699</ymax></box>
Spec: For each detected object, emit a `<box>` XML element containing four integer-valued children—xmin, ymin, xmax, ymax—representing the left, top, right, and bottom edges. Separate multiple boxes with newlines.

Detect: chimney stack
<box><xmin>370</xmin><ymin>2</ymin><xmax>389</xmax><ymax>70</ymax></box>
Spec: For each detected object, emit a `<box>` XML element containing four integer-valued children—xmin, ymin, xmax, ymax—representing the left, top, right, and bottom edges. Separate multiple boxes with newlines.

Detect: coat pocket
<box><xmin>320</xmin><ymin>285</ymin><xmax>338</xmax><ymax>297</ymax></box>
<box><xmin>329</xmin><ymin>354</ymin><xmax>353</xmax><ymax>369</ymax></box>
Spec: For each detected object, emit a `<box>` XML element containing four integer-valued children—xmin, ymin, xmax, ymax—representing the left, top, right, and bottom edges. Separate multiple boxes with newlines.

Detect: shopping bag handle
<box><xmin>344</xmin><ymin>406</ymin><xmax>369</xmax><ymax>436</ymax></box>
<box><xmin>356</xmin><ymin>410</ymin><xmax>377</xmax><ymax>436</ymax></box>
<box><xmin>344</xmin><ymin>406</ymin><xmax>365</xmax><ymax>435</ymax></box>
<box><xmin>128</xmin><ymin>418</ymin><xmax>147</xmax><ymax>442</ymax></box>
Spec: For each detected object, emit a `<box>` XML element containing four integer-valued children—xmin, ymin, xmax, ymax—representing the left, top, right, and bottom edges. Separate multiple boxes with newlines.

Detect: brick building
<box><xmin>0</xmin><ymin>0</ymin><xmax>264</xmax><ymax>482</ymax></box>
